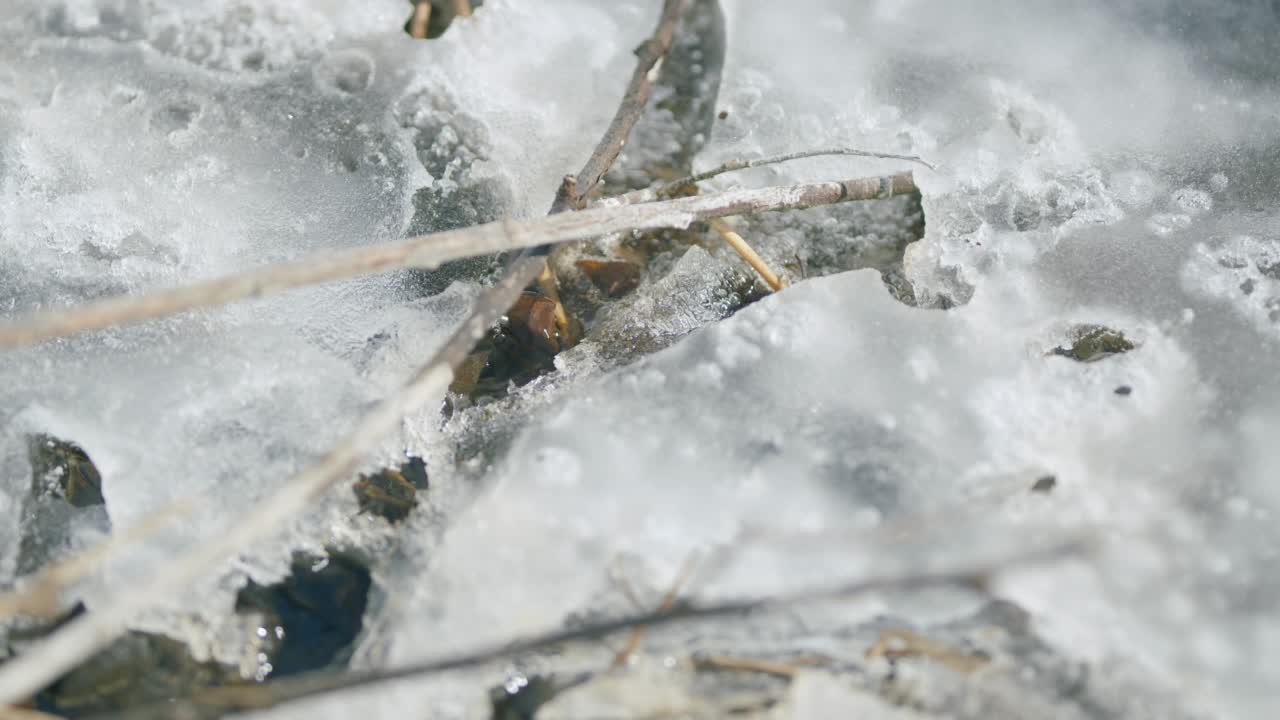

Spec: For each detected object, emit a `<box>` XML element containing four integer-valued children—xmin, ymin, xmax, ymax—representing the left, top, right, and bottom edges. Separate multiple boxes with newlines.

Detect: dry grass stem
<box><xmin>708</xmin><ymin>218</ymin><xmax>786</xmax><ymax>291</ymax></box>
<box><xmin>693</xmin><ymin>654</ymin><xmax>813</xmax><ymax>678</ymax></box>
<box><xmin>610</xmin><ymin>553</ymin><xmax>699</xmax><ymax>669</ymax></box>
<box><xmin>409</xmin><ymin>1</ymin><xmax>432</xmax><ymax>38</ymax></box>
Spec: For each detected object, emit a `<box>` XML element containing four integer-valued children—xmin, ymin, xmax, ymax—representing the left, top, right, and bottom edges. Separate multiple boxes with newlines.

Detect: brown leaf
<box><xmin>507</xmin><ymin>292</ymin><xmax>563</xmax><ymax>356</ymax></box>
<box><xmin>575</xmin><ymin>258</ymin><xmax>642</xmax><ymax>298</ymax></box>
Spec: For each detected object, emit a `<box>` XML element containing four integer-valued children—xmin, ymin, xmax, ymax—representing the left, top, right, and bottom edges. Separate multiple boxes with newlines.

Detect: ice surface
<box><xmin>0</xmin><ymin>0</ymin><xmax>654</xmax><ymax>663</ymax></box>
<box><xmin>357</xmin><ymin>2</ymin><xmax>1280</xmax><ymax>719</ymax></box>
<box><xmin>2</xmin><ymin>0</ymin><xmax>1279</xmax><ymax>718</ymax></box>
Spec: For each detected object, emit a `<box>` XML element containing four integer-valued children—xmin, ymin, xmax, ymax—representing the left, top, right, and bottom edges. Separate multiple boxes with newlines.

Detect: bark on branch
<box><xmin>549</xmin><ymin>0</ymin><xmax>690</xmax><ymax>213</ymax></box>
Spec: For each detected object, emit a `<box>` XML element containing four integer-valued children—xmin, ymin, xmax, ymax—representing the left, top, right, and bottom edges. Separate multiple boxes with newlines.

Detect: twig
<box><xmin>865</xmin><ymin>628</ymin><xmax>988</xmax><ymax>674</ymax></box>
<box><xmin>548</xmin><ymin>0</ymin><xmax>690</xmax><ymax>213</ymax></box>
<box><xmin>0</xmin><ymin>257</ymin><xmax>546</xmax><ymax>706</ymax></box>
<box><xmin>613</xmin><ymin>147</ymin><xmax>935</xmax><ymax>206</ymax></box>
<box><xmin>708</xmin><ymin>218</ymin><xmax>786</xmax><ymax>292</ymax></box>
<box><xmin>451</xmin><ymin>0</ymin><xmax>473</xmax><ymax>18</ymax></box>
<box><xmin>408</xmin><ymin>0</ymin><xmax>432</xmax><ymax>38</ymax></box>
<box><xmin>610</xmin><ymin>553</ymin><xmax>699</xmax><ymax>669</ymax></box>
<box><xmin>102</xmin><ymin>538</ymin><xmax>1086</xmax><ymax>719</ymax></box>
<box><xmin>0</xmin><ymin>172</ymin><xmax>918</xmax><ymax>350</ymax></box>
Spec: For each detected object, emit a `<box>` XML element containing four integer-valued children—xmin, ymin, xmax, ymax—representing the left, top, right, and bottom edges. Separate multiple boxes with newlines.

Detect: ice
<box><xmin>354</xmin><ymin>2</ymin><xmax>1279</xmax><ymax>719</ymax></box>
<box><xmin>0</xmin><ymin>0</ymin><xmax>654</xmax><ymax>664</ymax></box>
<box><xmin>2</xmin><ymin>0</ymin><xmax>1280</xmax><ymax>718</ymax></box>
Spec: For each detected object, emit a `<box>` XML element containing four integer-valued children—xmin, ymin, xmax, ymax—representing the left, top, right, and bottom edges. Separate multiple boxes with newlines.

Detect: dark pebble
<box><xmin>1031</xmin><ymin>475</ymin><xmax>1057</xmax><ymax>493</ymax></box>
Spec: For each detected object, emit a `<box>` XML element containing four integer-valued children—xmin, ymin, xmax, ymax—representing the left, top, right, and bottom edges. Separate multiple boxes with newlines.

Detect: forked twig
<box><xmin>104</xmin><ymin>539</ymin><xmax>1087</xmax><ymax>719</ymax></box>
<box><xmin>0</xmin><ymin>173</ymin><xmax>919</xmax><ymax>350</ymax></box>
<box><xmin>612</xmin><ymin>147</ymin><xmax>935</xmax><ymax>206</ymax></box>
<box><xmin>549</xmin><ymin>0</ymin><xmax>690</xmax><ymax>213</ymax></box>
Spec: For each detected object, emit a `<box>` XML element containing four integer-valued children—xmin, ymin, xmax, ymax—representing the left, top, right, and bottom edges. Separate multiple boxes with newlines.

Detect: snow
<box><xmin>2</xmin><ymin>0</ymin><xmax>1279</xmax><ymax>718</ymax></box>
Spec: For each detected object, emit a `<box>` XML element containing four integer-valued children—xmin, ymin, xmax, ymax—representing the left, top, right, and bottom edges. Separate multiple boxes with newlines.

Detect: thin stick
<box><xmin>610</xmin><ymin>553</ymin><xmax>699</xmax><ymax>669</ymax></box>
<box><xmin>0</xmin><ymin>172</ymin><xmax>918</xmax><ymax>351</ymax></box>
<box><xmin>693</xmin><ymin>654</ymin><xmax>810</xmax><ymax>678</ymax></box>
<box><xmin>0</xmin><ymin>257</ymin><xmax>545</xmax><ymax>706</ymax></box>
<box><xmin>708</xmin><ymin>218</ymin><xmax>786</xmax><ymax>292</ymax></box>
<box><xmin>110</xmin><ymin>539</ymin><xmax>1087</xmax><ymax>719</ymax></box>
<box><xmin>548</xmin><ymin>0</ymin><xmax>690</xmax><ymax>213</ymax></box>
<box><xmin>408</xmin><ymin>0</ymin><xmax>432</xmax><ymax>39</ymax></box>
<box><xmin>451</xmin><ymin>0</ymin><xmax>473</xmax><ymax>17</ymax></box>
<box><xmin>613</xmin><ymin>147</ymin><xmax>935</xmax><ymax>206</ymax></box>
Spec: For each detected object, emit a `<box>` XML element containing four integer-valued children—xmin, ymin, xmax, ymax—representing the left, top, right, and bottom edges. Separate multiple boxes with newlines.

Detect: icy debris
<box><xmin>587</xmin><ymin>245</ymin><xmax>751</xmax><ymax>359</ymax></box>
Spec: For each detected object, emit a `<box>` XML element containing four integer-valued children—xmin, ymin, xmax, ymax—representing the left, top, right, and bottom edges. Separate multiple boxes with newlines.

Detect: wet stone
<box><xmin>353</xmin><ymin>457</ymin><xmax>429</xmax><ymax>523</ymax></box>
<box><xmin>234</xmin><ymin>551</ymin><xmax>372</xmax><ymax>679</ymax></box>
<box><xmin>17</xmin><ymin>435</ymin><xmax>111</xmax><ymax>577</ymax></box>
<box><xmin>27</xmin><ymin>434</ymin><xmax>105</xmax><ymax>509</ymax></box>
<box><xmin>36</xmin><ymin>628</ymin><xmax>240</xmax><ymax>718</ymax></box>
<box><xmin>490</xmin><ymin>674</ymin><xmax>581</xmax><ymax>720</ymax></box>
<box><xmin>1030</xmin><ymin>475</ymin><xmax>1057</xmax><ymax>493</ymax></box>
<box><xmin>1051</xmin><ymin>325</ymin><xmax>1135</xmax><ymax>362</ymax></box>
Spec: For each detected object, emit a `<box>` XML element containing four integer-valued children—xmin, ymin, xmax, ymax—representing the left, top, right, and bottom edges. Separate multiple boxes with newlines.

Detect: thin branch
<box><xmin>548</xmin><ymin>0</ymin><xmax>690</xmax><ymax>213</ymax></box>
<box><xmin>0</xmin><ymin>257</ymin><xmax>545</xmax><ymax>707</ymax></box>
<box><xmin>451</xmin><ymin>0</ymin><xmax>473</xmax><ymax>18</ymax></box>
<box><xmin>106</xmin><ymin>538</ymin><xmax>1087</xmax><ymax>719</ymax></box>
<box><xmin>610</xmin><ymin>553</ymin><xmax>699</xmax><ymax>669</ymax></box>
<box><xmin>0</xmin><ymin>172</ymin><xmax>919</xmax><ymax>351</ymax></box>
<box><xmin>708</xmin><ymin>218</ymin><xmax>786</xmax><ymax>292</ymax></box>
<box><xmin>614</xmin><ymin>147</ymin><xmax>935</xmax><ymax>206</ymax></box>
